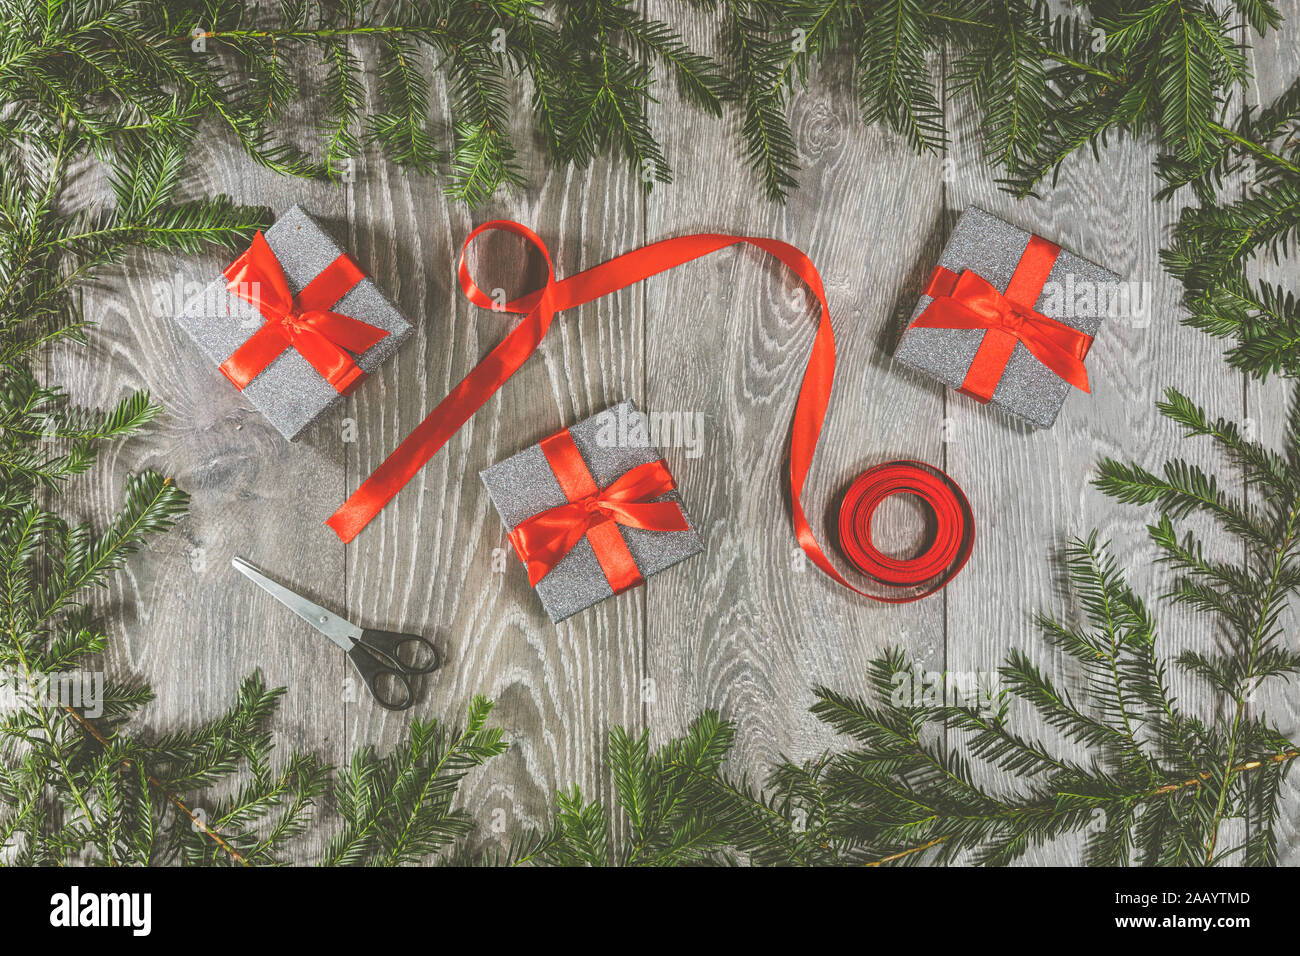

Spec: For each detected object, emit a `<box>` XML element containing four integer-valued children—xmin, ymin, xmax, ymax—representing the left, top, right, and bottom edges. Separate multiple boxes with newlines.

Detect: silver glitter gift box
<box><xmin>174</xmin><ymin>204</ymin><xmax>413</xmax><ymax>441</ymax></box>
<box><xmin>894</xmin><ymin>207</ymin><xmax>1118</xmax><ymax>428</ymax></box>
<box><xmin>480</xmin><ymin>401</ymin><xmax>704</xmax><ymax>623</ymax></box>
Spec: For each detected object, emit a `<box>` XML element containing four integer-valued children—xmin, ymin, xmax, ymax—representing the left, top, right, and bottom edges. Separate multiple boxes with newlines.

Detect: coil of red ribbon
<box><xmin>836</xmin><ymin>462</ymin><xmax>975</xmax><ymax>601</ymax></box>
<box><xmin>327</xmin><ymin>221</ymin><xmax>974</xmax><ymax>602</ymax></box>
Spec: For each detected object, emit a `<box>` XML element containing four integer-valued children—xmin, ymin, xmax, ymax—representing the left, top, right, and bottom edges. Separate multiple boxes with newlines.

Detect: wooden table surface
<box><xmin>55</xmin><ymin>6</ymin><xmax>1299</xmax><ymax>864</ymax></box>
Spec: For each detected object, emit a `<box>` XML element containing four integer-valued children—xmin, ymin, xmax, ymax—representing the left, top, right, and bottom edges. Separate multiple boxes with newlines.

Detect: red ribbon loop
<box><xmin>837</xmin><ymin>461</ymin><xmax>974</xmax><ymax>599</ymax></box>
<box><xmin>327</xmin><ymin>221</ymin><xmax>969</xmax><ymax>603</ymax></box>
<box><xmin>908</xmin><ymin>235</ymin><xmax>1092</xmax><ymax>403</ymax></box>
<box><xmin>219</xmin><ymin>231</ymin><xmax>388</xmax><ymax>393</ymax></box>
<box><xmin>509</xmin><ymin>443</ymin><xmax>689</xmax><ymax>588</ymax></box>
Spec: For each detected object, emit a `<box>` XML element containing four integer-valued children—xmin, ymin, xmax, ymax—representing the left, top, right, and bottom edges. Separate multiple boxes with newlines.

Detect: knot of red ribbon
<box><xmin>219</xmin><ymin>231</ymin><xmax>389</xmax><ymax>393</ymax></box>
<box><xmin>907</xmin><ymin>235</ymin><xmax>1092</xmax><ymax>403</ymax></box>
<box><xmin>510</xmin><ymin>430</ymin><xmax>689</xmax><ymax>591</ymax></box>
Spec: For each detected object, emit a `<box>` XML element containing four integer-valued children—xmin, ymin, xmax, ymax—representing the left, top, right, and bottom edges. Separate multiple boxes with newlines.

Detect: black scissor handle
<box><xmin>358</xmin><ymin>629</ymin><xmax>442</xmax><ymax>675</ymax></box>
<box><xmin>346</xmin><ymin>642</ymin><xmax>414</xmax><ymax>711</ymax></box>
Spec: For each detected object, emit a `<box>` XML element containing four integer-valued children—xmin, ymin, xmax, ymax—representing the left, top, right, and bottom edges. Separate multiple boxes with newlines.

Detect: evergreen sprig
<box><xmin>1096</xmin><ymin>385</ymin><xmax>1300</xmax><ymax>863</ymax></box>
<box><xmin>529</xmin><ymin>713</ymin><xmax>763</xmax><ymax>866</ymax></box>
<box><xmin>1158</xmin><ymin>76</ymin><xmax>1300</xmax><ymax>381</ymax></box>
<box><xmin>0</xmin><ymin>121</ymin><xmax>265</xmax><ymax>371</ymax></box>
<box><xmin>321</xmin><ymin>696</ymin><xmax>506</xmax><ymax>866</ymax></box>
<box><xmin>0</xmin><ymin>0</ymin><xmax>726</xmax><ymax>203</ymax></box>
<box><xmin>698</xmin><ymin>0</ymin><xmax>1280</xmax><ymax>201</ymax></box>
<box><xmin>0</xmin><ymin>1</ymin><xmax>1288</xmax><ymax>209</ymax></box>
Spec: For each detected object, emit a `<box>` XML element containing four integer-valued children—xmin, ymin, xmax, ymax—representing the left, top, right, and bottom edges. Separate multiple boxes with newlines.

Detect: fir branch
<box><xmin>320</xmin><ymin>696</ymin><xmax>506</xmax><ymax>866</ymax></box>
<box><xmin>366</xmin><ymin>36</ymin><xmax>440</xmax><ymax>171</ymax></box>
<box><xmin>59</xmin><ymin>702</ymin><xmax>251</xmax><ymax>866</ymax></box>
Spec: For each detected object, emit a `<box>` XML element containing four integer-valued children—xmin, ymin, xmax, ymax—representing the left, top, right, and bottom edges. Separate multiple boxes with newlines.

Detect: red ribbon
<box><xmin>326</xmin><ymin>220</ymin><xmax>967</xmax><ymax>602</ymax></box>
<box><xmin>219</xmin><ymin>231</ymin><xmax>389</xmax><ymax>393</ymax></box>
<box><xmin>509</xmin><ymin>428</ymin><xmax>690</xmax><ymax>590</ymax></box>
<box><xmin>907</xmin><ymin>235</ymin><xmax>1092</xmax><ymax>402</ymax></box>
<box><xmin>837</xmin><ymin>462</ymin><xmax>974</xmax><ymax>600</ymax></box>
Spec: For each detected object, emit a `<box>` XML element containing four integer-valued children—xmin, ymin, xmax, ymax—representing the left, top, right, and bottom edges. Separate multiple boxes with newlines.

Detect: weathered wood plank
<box><xmin>941</xmin><ymin>76</ymin><xmax>1244</xmax><ymax>863</ymax></box>
<box><xmin>52</xmin><ymin>140</ymin><xmax>349</xmax><ymax>861</ymax></box>
<box><xmin>339</xmin><ymin>58</ymin><xmax>647</xmax><ymax>855</ymax></box>
<box><xmin>1245</xmin><ymin>4</ymin><xmax>1300</xmax><ymax>866</ymax></box>
<box><xmin>643</xmin><ymin>5</ymin><xmax>948</xmax><ymax>833</ymax></box>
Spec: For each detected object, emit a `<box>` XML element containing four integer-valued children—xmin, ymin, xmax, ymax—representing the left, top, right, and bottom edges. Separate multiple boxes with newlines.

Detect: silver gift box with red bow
<box><xmin>893</xmin><ymin>207</ymin><xmax>1123</xmax><ymax>428</ymax></box>
<box><xmin>173</xmin><ymin>204</ymin><xmax>413</xmax><ymax>441</ymax></box>
<box><xmin>479</xmin><ymin>401</ymin><xmax>704</xmax><ymax>623</ymax></box>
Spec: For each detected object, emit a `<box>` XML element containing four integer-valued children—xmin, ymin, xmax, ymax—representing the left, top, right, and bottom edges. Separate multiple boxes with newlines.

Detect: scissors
<box><xmin>232</xmin><ymin>557</ymin><xmax>441</xmax><ymax>711</ymax></box>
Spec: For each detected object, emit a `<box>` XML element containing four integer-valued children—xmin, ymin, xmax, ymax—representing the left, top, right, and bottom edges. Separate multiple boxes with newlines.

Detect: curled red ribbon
<box><xmin>219</xmin><ymin>231</ymin><xmax>388</xmax><ymax>393</ymax></box>
<box><xmin>907</xmin><ymin>235</ymin><xmax>1092</xmax><ymax>403</ymax></box>
<box><xmin>837</xmin><ymin>462</ymin><xmax>974</xmax><ymax>599</ymax></box>
<box><xmin>326</xmin><ymin>221</ymin><xmax>968</xmax><ymax>602</ymax></box>
<box><xmin>510</xmin><ymin>428</ymin><xmax>690</xmax><ymax>589</ymax></box>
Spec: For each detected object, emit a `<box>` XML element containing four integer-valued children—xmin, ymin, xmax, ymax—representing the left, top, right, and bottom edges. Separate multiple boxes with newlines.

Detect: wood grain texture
<box><xmin>47</xmin><ymin>12</ymin><xmax>1297</xmax><ymax>865</ymax></box>
<box><xmin>643</xmin><ymin>5</ymin><xmax>947</xmax><ymax>802</ymax></box>
<box><xmin>339</xmin><ymin>58</ymin><xmax>647</xmax><ymax>851</ymax></box>
<box><xmin>942</xmin><ymin>72</ymin><xmax>1247</xmax><ymax>863</ymax></box>
<box><xmin>51</xmin><ymin>139</ymin><xmax>350</xmax><ymax>860</ymax></box>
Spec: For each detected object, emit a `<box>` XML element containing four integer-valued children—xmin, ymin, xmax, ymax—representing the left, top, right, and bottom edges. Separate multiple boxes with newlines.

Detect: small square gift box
<box><xmin>174</xmin><ymin>204</ymin><xmax>413</xmax><ymax>441</ymax></box>
<box><xmin>894</xmin><ymin>207</ymin><xmax>1119</xmax><ymax>428</ymax></box>
<box><xmin>480</xmin><ymin>401</ymin><xmax>704</xmax><ymax>622</ymax></box>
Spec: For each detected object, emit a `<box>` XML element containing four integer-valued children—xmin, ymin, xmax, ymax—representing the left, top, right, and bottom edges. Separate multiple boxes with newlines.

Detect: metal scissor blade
<box><xmin>231</xmin><ymin>557</ymin><xmax>360</xmax><ymax>652</ymax></box>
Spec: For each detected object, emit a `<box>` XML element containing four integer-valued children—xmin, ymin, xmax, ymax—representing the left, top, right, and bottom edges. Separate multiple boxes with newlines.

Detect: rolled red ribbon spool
<box><xmin>836</xmin><ymin>461</ymin><xmax>974</xmax><ymax>602</ymax></box>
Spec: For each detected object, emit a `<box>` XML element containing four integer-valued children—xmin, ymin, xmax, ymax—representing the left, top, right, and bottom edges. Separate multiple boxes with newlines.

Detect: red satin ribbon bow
<box><xmin>908</xmin><ymin>234</ymin><xmax>1092</xmax><ymax>402</ymax></box>
<box><xmin>327</xmin><ymin>220</ymin><xmax>964</xmax><ymax>602</ymax></box>
<box><xmin>509</xmin><ymin>429</ymin><xmax>690</xmax><ymax>590</ymax></box>
<box><xmin>219</xmin><ymin>231</ymin><xmax>388</xmax><ymax>393</ymax></box>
